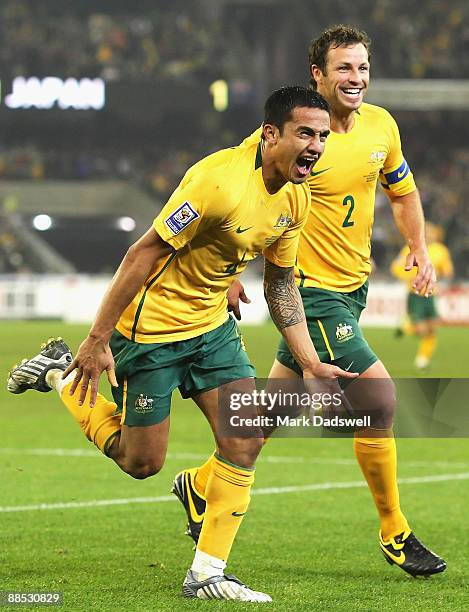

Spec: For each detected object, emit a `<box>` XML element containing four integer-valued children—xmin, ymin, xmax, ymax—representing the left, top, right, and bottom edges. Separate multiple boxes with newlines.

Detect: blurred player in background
<box><xmin>391</xmin><ymin>222</ymin><xmax>454</xmax><ymax>370</ymax></box>
<box><xmin>8</xmin><ymin>86</ymin><xmax>355</xmax><ymax>602</ymax></box>
<box><xmin>178</xmin><ymin>25</ymin><xmax>446</xmax><ymax>578</ymax></box>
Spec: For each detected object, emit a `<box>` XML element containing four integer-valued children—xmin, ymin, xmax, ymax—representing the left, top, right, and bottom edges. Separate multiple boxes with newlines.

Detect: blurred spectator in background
<box><xmin>1</xmin><ymin>0</ymin><xmax>467</xmax><ymax>82</ymax></box>
<box><xmin>0</xmin><ymin>0</ymin><xmax>225</xmax><ymax>83</ymax></box>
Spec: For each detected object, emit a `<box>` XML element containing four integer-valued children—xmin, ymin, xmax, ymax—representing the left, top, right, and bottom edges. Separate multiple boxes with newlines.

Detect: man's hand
<box><xmin>304</xmin><ymin>362</ymin><xmax>358</xmax><ymax>380</ymax></box>
<box><xmin>405</xmin><ymin>246</ymin><xmax>436</xmax><ymax>296</ymax></box>
<box><xmin>302</xmin><ymin>362</ymin><xmax>358</xmax><ymax>397</ymax></box>
<box><xmin>62</xmin><ymin>336</ymin><xmax>118</xmax><ymax>407</ymax></box>
<box><xmin>227</xmin><ymin>279</ymin><xmax>251</xmax><ymax>320</ymax></box>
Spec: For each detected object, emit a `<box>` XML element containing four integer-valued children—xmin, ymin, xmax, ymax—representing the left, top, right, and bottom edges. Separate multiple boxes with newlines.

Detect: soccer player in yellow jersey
<box><xmin>274</xmin><ymin>25</ymin><xmax>445</xmax><ymax>577</ymax></box>
<box><xmin>8</xmin><ymin>86</ymin><xmax>356</xmax><ymax>602</ymax></box>
<box><xmin>391</xmin><ymin>222</ymin><xmax>454</xmax><ymax>370</ymax></box>
<box><xmin>179</xmin><ymin>26</ymin><xmax>446</xmax><ymax>578</ymax></box>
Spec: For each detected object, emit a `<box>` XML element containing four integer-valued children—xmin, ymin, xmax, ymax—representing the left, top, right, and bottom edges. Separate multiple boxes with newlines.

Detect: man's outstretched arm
<box><xmin>64</xmin><ymin>227</ymin><xmax>174</xmax><ymax>406</ymax></box>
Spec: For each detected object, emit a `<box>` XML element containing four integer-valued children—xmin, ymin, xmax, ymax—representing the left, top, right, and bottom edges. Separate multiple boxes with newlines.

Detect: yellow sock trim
<box><xmin>417</xmin><ymin>333</ymin><xmax>437</xmax><ymax>361</ymax></box>
<box><xmin>60</xmin><ymin>382</ymin><xmax>121</xmax><ymax>454</ymax></box>
<box><xmin>197</xmin><ymin>456</ymin><xmax>254</xmax><ymax>561</ymax></box>
<box><xmin>193</xmin><ymin>453</ymin><xmax>215</xmax><ymax>496</ymax></box>
<box><xmin>215</xmin><ymin>452</ymin><xmax>255</xmax><ymax>472</ymax></box>
<box><xmin>354</xmin><ymin>433</ymin><xmax>409</xmax><ymax>540</ymax></box>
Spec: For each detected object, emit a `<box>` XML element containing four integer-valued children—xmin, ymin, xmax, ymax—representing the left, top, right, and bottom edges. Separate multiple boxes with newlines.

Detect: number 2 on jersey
<box><xmin>342</xmin><ymin>195</ymin><xmax>355</xmax><ymax>228</ymax></box>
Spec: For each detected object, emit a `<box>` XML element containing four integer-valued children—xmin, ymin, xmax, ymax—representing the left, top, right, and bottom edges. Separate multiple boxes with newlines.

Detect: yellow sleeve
<box><xmin>239</xmin><ymin>126</ymin><xmax>263</xmax><ymax>147</ymax></box>
<box><xmin>379</xmin><ymin>112</ymin><xmax>416</xmax><ymax>197</ymax></box>
<box><xmin>153</xmin><ymin>169</ymin><xmax>226</xmax><ymax>250</ymax></box>
<box><xmin>263</xmin><ymin>192</ymin><xmax>309</xmax><ymax>268</ymax></box>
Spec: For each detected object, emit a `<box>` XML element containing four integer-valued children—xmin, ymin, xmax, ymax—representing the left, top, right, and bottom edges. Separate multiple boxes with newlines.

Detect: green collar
<box><xmin>255</xmin><ymin>141</ymin><xmax>262</xmax><ymax>170</ymax></box>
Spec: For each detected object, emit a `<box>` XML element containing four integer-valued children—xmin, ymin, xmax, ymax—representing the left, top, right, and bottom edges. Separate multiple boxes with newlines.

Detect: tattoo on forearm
<box><xmin>263</xmin><ymin>260</ymin><xmax>305</xmax><ymax>329</ymax></box>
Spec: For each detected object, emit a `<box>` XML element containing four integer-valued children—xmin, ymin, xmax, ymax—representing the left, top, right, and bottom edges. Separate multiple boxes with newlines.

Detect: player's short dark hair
<box><xmin>263</xmin><ymin>86</ymin><xmax>329</xmax><ymax>133</ymax></box>
<box><xmin>309</xmin><ymin>25</ymin><xmax>371</xmax><ymax>89</ymax></box>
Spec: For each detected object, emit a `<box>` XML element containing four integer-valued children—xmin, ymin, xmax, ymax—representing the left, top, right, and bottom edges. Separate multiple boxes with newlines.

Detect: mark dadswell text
<box><xmin>229</xmin><ymin>414</ymin><xmax>371</xmax><ymax>429</ymax></box>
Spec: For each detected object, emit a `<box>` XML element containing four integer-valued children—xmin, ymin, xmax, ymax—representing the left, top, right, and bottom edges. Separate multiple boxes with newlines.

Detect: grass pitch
<box><xmin>1</xmin><ymin>322</ymin><xmax>468</xmax><ymax>611</ymax></box>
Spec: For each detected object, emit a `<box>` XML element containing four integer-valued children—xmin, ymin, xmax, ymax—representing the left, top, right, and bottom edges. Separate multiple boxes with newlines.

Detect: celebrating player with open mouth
<box><xmin>8</xmin><ymin>86</ymin><xmax>356</xmax><ymax>603</ymax></box>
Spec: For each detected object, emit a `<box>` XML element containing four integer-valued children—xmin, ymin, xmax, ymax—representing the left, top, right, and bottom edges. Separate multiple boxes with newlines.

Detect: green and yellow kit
<box><xmin>244</xmin><ymin>104</ymin><xmax>418</xmax><ymax>374</ymax></box>
<box><xmin>298</xmin><ymin>102</ymin><xmax>416</xmax><ymax>292</ymax></box>
<box><xmin>112</xmin><ymin>137</ymin><xmax>310</xmax><ymax>425</ymax></box>
<box><xmin>117</xmin><ymin>139</ymin><xmax>309</xmax><ymax>344</ymax></box>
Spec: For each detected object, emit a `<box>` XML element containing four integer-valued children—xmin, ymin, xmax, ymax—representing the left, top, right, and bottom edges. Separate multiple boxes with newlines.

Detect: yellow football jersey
<box><xmin>116</xmin><ymin>139</ymin><xmax>310</xmax><ymax>343</ymax></box>
<box><xmin>391</xmin><ymin>241</ymin><xmax>454</xmax><ymax>292</ymax></box>
<box><xmin>242</xmin><ymin>104</ymin><xmax>416</xmax><ymax>292</ymax></box>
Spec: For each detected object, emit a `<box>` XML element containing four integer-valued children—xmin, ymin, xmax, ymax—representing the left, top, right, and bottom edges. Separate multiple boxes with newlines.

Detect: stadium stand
<box><xmin>1</xmin><ymin>0</ymin><xmax>467</xmax><ymax>81</ymax></box>
<box><xmin>0</xmin><ymin>0</ymin><xmax>467</xmax><ymax>276</ymax></box>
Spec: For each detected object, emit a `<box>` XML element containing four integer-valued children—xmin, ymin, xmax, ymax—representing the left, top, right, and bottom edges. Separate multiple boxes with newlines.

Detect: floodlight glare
<box><xmin>117</xmin><ymin>216</ymin><xmax>136</xmax><ymax>232</ymax></box>
<box><xmin>33</xmin><ymin>214</ymin><xmax>53</xmax><ymax>231</ymax></box>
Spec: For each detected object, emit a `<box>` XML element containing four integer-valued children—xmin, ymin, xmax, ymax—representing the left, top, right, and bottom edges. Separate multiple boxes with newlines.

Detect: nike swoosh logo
<box><xmin>236</xmin><ymin>226</ymin><xmax>252</xmax><ymax>234</ymax></box>
<box><xmin>397</xmin><ymin>169</ymin><xmax>406</xmax><ymax>178</ymax></box>
<box><xmin>380</xmin><ymin>543</ymin><xmax>405</xmax><ymax>565</ymax></box>
<box><xmin>345</xmin><ymin>361</ymin><xmax>355</xmax><ymax>371</ymax></box>
<box><xmin>231</xmin><ymin>511</ymin><xmax>246</xmax><ymax>517</ymax></box>
<box><xmin>310</xmin><ymin>167</ymin><xmax>332</xmax><ymax>177</ymax></box>
<box><xmin>185</xmin><ymin>476</ymin><xmax>205</xmax><ymax>523</ymax></box>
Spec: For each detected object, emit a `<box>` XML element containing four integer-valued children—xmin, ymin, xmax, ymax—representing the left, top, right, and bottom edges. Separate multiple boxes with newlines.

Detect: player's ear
<box><xmin>262</xmin><ymin>123</ymin><xmax>279</xmax><ymax>145</ymax></box>
<box><xmin>311</xmin><ymin>64</ymin><xmax>322</xmax><ymax>86</ymax></box>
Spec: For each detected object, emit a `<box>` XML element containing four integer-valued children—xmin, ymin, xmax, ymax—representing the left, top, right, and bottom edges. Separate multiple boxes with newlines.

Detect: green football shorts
<box><xmin>407</xmin><ymin>293</ymin><xmax>438</xmax><ymax>323</ymax></box>
<box><xmin>276</xmin><ymin>282</ymin><xmax>378</xmax><ymax>378</ymax></box>
<box><xmin>109</xmin><ymin>316</ymin><xmax>255</xmax><ymax>426</ymax></box>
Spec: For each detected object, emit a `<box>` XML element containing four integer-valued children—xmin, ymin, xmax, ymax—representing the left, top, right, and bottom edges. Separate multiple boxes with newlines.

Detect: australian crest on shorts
<box><xmin>336</xmin><ymin>322</ymin><xmax>355</xmax><ymax>343</ymax></box>
<box><xmin>135</xmin><ymin>394</ymin><xmax>154</xmax><ymax>413</ymax></box>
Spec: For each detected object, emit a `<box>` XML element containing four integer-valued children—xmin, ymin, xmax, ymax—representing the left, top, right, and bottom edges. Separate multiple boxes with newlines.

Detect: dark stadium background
<box><xmin>1</xmin><ymin>0</ymin><xmax>467</xmax><ymax>278</ymax></box>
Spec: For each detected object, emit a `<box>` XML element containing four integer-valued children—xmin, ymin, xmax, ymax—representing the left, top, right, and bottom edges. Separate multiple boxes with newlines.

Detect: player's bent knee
<box><xmin>125</xmin><ymin>463</ymin><xmax>162</xmax><ymax>480</ymax></box>
<box><xmin>218</xmin><ymin>436</ymin><xmax>263</xmax><ymax>469</ymax></box>
<box><xmin>346</xmin><ymin>375</ymin><xmax>396</xmax><ymax>429</ymax></box>
<box><xmin>121</xmin><ymin>458</ymin><xmax>165</xmax><ymax>480</ymax></box>
<box><xmin>374</xmin><ymin>391</ymin><xmax>396</xmax><ymax>429</ymax></box>
<box><xmin>368</xmin><ymin>380</ymin><xmax>396</xmax><ymax>429</ymax></box>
